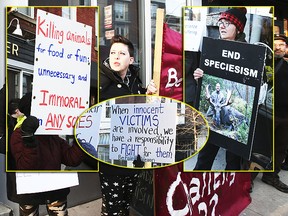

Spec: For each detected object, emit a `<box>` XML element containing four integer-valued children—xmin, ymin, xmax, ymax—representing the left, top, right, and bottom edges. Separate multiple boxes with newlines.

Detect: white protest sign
<box><xmin>31</xmin><ymin>9</ymin><xmax>92</xmax><ymax>135</ymax></box>
<box><xmin>184</xmin><ymin>20</ymin><xmax>204</xmax><ymax>51</ymax></box>
<box><xmin>16</xmin><ymin>172</ymin><xmax>79</xmax><ymax>194</ymax></box>
<box><xmin>109</xmin><ymin>103</ymin><xmax>177</xmax><ymax>163</ymax></box>
<box><xmin>76</xmin><ymin>104</ymin><xmax>103</xmax><ymax>151</ymax></box>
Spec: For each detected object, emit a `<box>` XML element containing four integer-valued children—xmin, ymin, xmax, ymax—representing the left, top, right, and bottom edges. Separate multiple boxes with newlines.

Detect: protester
<box><xmin>261</xmin><ymin>34</ymin><xmax>288</xmax><ymax>193</ymax></box>
<box><xmin>7</xmin><ymin>92</ymin><xmax>85</xmax><ymax>215</ymax></box>
<box><xmin>193</xmin><ymin>7</ymin><xmax>248</xmax><ymax>170</ymax></box>
<box><xmin>98</xmin><ymin>35</ymin><xmax>157</xmax><ymax>215</ymax></box>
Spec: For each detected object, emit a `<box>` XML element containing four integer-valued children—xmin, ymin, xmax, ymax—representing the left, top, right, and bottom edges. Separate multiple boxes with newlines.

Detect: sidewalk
<box><xmin>65</xmin><ymin>169</ymin><xmax>288</xmax><ymax>216</ymax></box>
<box><xmin>240</xmin><ymin>170</ymin><xmax>288</xmax><ymax>216</ymax></box>
<box><xmin>66</xmin><ymin>198</ymin><xmax>141</xmax><ymax>216</ymax></box>
<box><xmin>67</xmin><ymin>199</ymin><xmax>102</xmax><ymax>216</ymax></box>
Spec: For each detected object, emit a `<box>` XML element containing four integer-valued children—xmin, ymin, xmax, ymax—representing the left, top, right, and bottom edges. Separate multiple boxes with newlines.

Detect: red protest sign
<box><xmin>153</xmin><ymin>9</ymin><xmax>183</xmax><ymax>101</ymax></box>
<box><xmin>155</xmin><ymin>163</ymin><xmax>251</xmax><ymax>216</ymax></box>
<box><xmin>159</xmin><ymin>23</ymin><xmax>183</xmax><ymax>101</ymax></box>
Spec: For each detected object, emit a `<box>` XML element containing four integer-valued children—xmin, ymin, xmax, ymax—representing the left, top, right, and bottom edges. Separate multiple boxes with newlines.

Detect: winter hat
<box><xmin>219</xmin><ymin>7</ymin><xmax>247</xmax><ymax>32</ymax></box>
<box><xmin>274</xmin><ymin>34</ymin><xmax>287</xmax><ymax>44</ymax></box>
<box><xmin>21</xmin><ymin>116</ymin><xmax>39</xmax><ymax>137</ymax></box>
<box><xmin>18</xmin><ymin>92</ymin><xmax>32</xmax><ymax>117</ymax></box>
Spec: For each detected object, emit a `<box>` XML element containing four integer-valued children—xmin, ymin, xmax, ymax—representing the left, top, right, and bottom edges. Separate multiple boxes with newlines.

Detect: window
<box><xmin>151</xmin><ymin>4</ymin><xmax>158</xmax><ymax>18</ymax></box>
<box><xmin>8</xmin><ymin>68</ymin><xmax>33</xmax><ymax>99</ymax></box>
<box><xmin>115</xmin><ymin>24</ymin><xmax>129</xmax><ymax>36</ymax></box>
<box><xmin>98</xmin><ymin>145</ymin><xmax>111</xmax><ymax>162</ymax></box>
<box><xmin>9</xmin><ymin>69</ymin><xmax>20</xmax><ymax>99</ymax></box>
<box><xmin>68</xmin><ymin>0</ymin><xmax>91</xmax><ymax>6</ymax></box>
<box><xmin>115</xmin><ymin>1</ymin><xmax>129</xmax><ymax>21</ymax></box>
<box><xmin>62</xmin><ymin>7</ymin><xmax>71</xmax><ymax>19</ymax></box>
<box><xmin>17</xmin><ymin>7</ymin><xmax>34</xmax><ymax>18</ymax></box>
<box><xmin>23</xmin><ymin>72</ymin><xmax>33</xmax><ymax>95</ymax></box>
<box><xmin>105</xmin><ymin>101</ymin><xmax>111</xmax><ymax>118</ymax></box>
<box><xmin>62</xmin><ymin>7</ymin><xmax>76</xmax><ymax>20</ymax></box>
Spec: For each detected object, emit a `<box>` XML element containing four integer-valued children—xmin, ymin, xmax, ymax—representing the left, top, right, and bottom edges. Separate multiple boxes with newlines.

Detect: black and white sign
<box><xmin>197</xmin><ymin>37</ymin><xmax>266</xmax><ymax>160</ymax></box>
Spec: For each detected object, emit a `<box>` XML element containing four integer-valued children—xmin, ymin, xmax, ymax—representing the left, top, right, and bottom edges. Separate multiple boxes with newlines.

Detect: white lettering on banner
<box><xmin>165</xmin><ymin>68</ymin><xmax>183</xmax><ymax>88</ymax></box>
<box><xmin>167</xmin><ymin>172</ymin><xmax>191</xmax><ymax>215</ymax></box>
<box><xmin>166</xmin><ymin>172</ymin><xmax>236</xmax><ymax>216</ymax></box>
<box><xmin>204</xmin><ymin>59</ymin><xmax>258</xmax><ymax>78</ymax></box>
<box><xmin>222</xmin><ymin>49</ymin><xmax>240</xmax><ymax>60</ymax></box>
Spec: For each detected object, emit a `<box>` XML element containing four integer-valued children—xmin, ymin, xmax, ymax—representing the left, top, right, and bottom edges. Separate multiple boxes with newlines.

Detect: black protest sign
<box><xmin>131</xmin><ymin>170</ymin><xmax>154</xmax><ymax>216</ymax></box>
<box><xmin>197</xmin><ymin>37</ymin><xmax>267</xmax><ymax>160</ymax></box>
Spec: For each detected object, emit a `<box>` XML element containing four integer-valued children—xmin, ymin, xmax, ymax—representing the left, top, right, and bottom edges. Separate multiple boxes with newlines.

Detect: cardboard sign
<box><xmin>197</xmin><ymin>37</ymin><xmax>266</xmax><ymax>160</ymax></box>
<box><xmin>16</xmin><ymin>172</ymin><xmax>79</xmax><ymax>194</ymax></box>
<box><xmin>184</xmin><ymin>20</ymin><xmax>204</xmax><ymax>51</ymax></box>
<box><xmin>104</xmin><ymin>5</ymin><xmax>113</xmax><ymax>29</ymax></box>
<box><xmin>31</xmin><ymin>9</ymin><xmax>92</xmax><ymax>135</ymax></box>
<box><xmin>109</xmin><ymin>103</ymin><xmax>177</xmax><ymax>163</ymax></box>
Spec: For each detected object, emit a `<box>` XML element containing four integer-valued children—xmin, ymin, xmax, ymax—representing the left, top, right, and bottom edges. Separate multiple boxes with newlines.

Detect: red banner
<box><xmin>155</xmin><ymin>164</ymin><xmax>251</xmax><ymax>216</ymax></box>
<box><xmin>159</xmin><ymin>23</ymin><xmax>183</xmax><ymax>101</ymax></box>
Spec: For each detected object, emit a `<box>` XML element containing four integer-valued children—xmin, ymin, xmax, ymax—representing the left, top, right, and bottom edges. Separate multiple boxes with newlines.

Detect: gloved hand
<box><xmin>78</xmin><ymin>139</ymin><xmax>98</xmax><ymax>158</ymax></box>
<box><xmin>21</xmin><ymin>116</ymin><xmax>39</xmax><ymax>147</ymax></box>
<box><xmin>133</xmin><ymin>154</ymin><xmax>145</xmax><ymax>168</ymax></box>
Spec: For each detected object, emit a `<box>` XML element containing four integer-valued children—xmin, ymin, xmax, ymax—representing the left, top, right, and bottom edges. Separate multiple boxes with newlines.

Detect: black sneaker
<box><xmin>262</xmin><ymin>175</ymin><xmax>288</xmax><ymax>193</ymax></box>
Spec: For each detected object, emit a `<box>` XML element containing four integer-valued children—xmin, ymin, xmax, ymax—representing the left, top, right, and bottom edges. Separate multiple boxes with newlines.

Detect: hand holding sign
<box><xmin>193</xmin><ymin>68</ymin><xmax>204</xmax><ymax>80</ymax></box>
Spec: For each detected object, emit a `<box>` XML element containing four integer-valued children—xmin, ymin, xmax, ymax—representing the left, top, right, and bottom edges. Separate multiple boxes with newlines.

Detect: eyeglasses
<box><xmin>217</xmin><ymin>20</ymin><xmax>232</xmax><ymax>28</ymax></box>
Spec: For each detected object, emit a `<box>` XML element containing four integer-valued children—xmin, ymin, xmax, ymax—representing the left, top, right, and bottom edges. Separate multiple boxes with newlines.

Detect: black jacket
<box><xmin>99</xmin><ymin>58</ymin><xmax>146</xmax><ymax>101</ymax></box>
<box><xmin>274</xmin><ymin>58</ymin><xmax>288</xmax><ymax>119</ymax></box>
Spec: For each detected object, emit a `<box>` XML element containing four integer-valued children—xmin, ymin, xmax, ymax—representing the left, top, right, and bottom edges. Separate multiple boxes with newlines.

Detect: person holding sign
<box><xmin>8</xmin><ymin>93</ymin><xmax>85</xmax><ymax>215</ymax></box>
<box><xmin>261</xmin><ymin>34</ymin><xmax>288</xmax><ymax>193</ymax></box>
<box><xmin>99</xmin><ymin>35</ymin><xmax>157</xmax><ymax>215</ymax></box>
<box><xmin>193</xmin><ymin>7</ymin><xmax>248</xmax><ymax>170</ymax></box>
<box><xmin>100</xmin><ymin>35</ymin><xmax>157</xmax><ymax>101</ymax></box>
